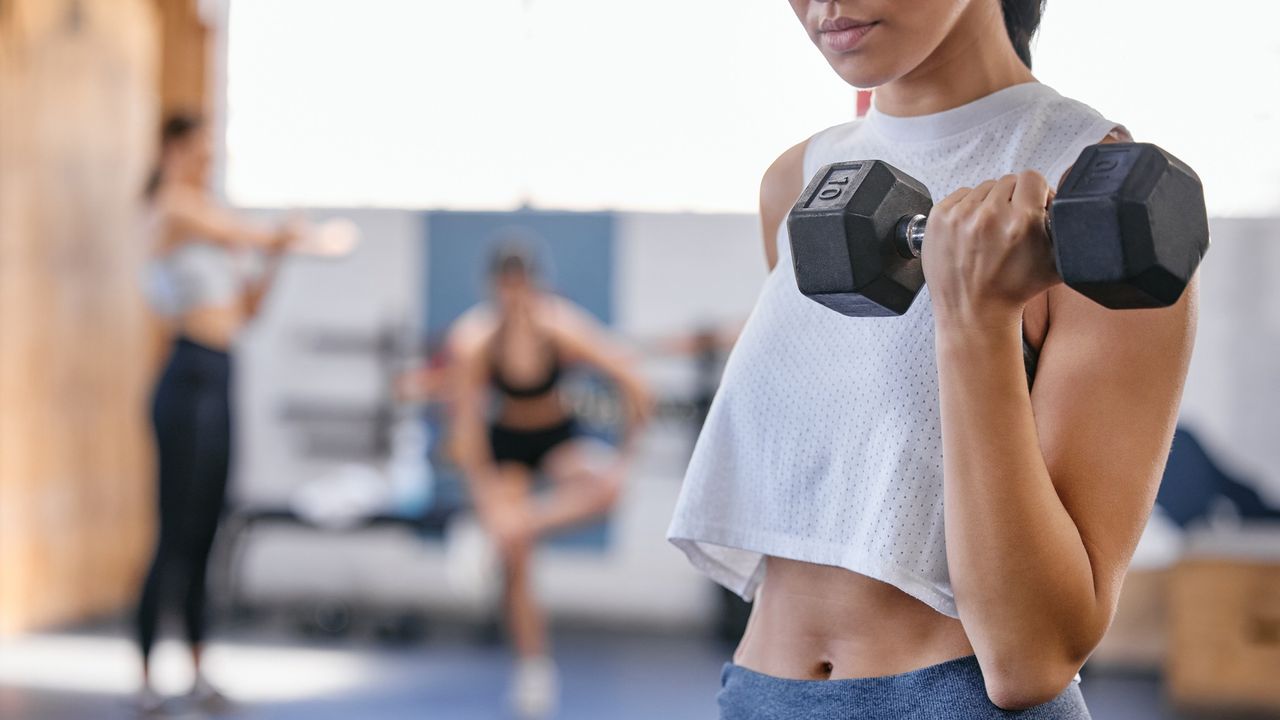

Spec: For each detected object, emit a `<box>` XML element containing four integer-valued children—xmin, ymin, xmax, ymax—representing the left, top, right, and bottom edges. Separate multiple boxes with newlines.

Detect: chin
<box><xmin>824</xmin><ymin>55</ymin><xmax>897</xmax><ymax>90</ymax></box>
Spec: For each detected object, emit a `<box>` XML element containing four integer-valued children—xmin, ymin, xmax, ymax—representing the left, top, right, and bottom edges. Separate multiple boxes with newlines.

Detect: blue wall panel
<box><xmin>424</xmin><ymin>211</ymin><xmax>615</xmax><ymax>337</ymax></box>
<box><xmin>422</xmin><ymin>210</ymin><xmax>616</xmax><ymax>550</ymax></box>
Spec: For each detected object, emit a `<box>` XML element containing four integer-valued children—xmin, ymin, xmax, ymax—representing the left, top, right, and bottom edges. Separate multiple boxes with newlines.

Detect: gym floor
<box><xmin>0</xmin><ymin>618</ymin><xmax>1188</xmax><ymax>720</ymax></box>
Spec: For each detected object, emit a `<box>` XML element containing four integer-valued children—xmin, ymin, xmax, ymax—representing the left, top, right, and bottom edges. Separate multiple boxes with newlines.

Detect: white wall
<box><xmin>234</xmin><ymin>208</ymin><xmax>423</xmax><ymax>505</ymax></box>
<box><xmin>615</xmin><ymin>212</ymin><xmax>766</xmax><ymax>337</ymax></box>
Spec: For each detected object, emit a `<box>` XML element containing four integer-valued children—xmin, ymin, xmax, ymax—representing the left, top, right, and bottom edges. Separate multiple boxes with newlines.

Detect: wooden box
<box><xmin>1168</xmin><ymin>556</ymin><xmax>1280</xmax><ymax>712</ymax></box>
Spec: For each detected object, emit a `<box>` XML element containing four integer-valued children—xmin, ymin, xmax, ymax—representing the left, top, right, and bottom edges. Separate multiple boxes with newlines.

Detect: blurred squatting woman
<box><xmin>448</xmin><ymin>243</ymin><xmax>652</xmax><ymax>718</ymax></box>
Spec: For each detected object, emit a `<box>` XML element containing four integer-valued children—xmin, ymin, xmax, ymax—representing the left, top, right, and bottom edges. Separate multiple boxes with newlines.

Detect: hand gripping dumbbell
<box><xmin>787</xmin><ymin>143</ymin><xmax>1210</xmax><ymax>316</ymax></box>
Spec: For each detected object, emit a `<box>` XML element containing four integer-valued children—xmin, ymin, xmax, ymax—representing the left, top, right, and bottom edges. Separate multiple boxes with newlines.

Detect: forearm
<box><xmin>936</xmin><ymin>326</ymin><xmax>1104</xmax><ymax>677</ymax></box>
<box><xmin>240</xmin><ymin>253</ymin><xmax>284</xmax><ymax>319</ymax></box>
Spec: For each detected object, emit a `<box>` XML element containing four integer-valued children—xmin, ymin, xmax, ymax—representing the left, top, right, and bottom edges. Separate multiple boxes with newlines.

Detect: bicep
<box><xmin>1030</xmin><ymin>280</ymin><xmax>1197</xmax><ymax>604</ymax></box>
<box><xmin>551</xmin><ymin>312</ymin><xmax>634</xmax><ymax>381</ymax></box>
<box><xmin>760</xmin><ymin>140</ymin><xmax>808</xmax><ymax>271</ymax></box>
<box><xmin>446</xmin><ymin>325</ymin><xmax>493</xmax><ymax>424</ymax></box>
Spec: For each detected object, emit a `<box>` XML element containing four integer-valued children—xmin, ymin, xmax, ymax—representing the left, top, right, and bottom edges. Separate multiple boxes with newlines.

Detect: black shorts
<box><xmin>489</xmin><ymin>418</ymin><xmax>580</xmax><ymax>471</ymax></box>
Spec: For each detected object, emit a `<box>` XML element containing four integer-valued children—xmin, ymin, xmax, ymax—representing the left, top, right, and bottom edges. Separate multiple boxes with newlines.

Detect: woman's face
<box><xmin>493</xmin><ymin>269</ymin><xmax>534</xmax><ymax>312</ymax></box>
<box><xmin>789</xmin><ymin>0</ymin><xmax>976</xmax><ymax>89</ymax></box>
<box><xmin>168</xmin><ymin>127</ymin><xmax>213</xmax><ymax>186</ymax></box>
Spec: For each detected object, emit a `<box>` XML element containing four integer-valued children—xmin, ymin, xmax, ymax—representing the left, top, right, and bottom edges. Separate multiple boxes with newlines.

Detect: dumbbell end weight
<box><xmin>788</xmin><ymin>160</ymin><xmax>932</xmax><ymax>317</ymax></box>
<box><xmin>1050</xmin><ymin>142</ymin><xmax>1208</xmax><ymax>309</ymax></box>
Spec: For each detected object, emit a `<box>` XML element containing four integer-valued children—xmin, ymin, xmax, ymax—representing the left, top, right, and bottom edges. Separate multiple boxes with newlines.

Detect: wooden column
<box><xmin>154</xmin><ymin>0</ymin><xmax>210</xmax><ymax>117</ymax></box>
<box><xmin>0</xmin><ymin>0</ymin><xmax>160</xmax><ymax>634</ymax></box>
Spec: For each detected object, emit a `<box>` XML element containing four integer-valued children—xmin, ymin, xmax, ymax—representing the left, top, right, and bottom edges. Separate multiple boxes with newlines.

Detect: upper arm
<box><xmin>1035</xmin><ymin>123</ymin><xmax>1193</xmax><ymax>631</ymax></box>
<box><xmin>442</xmin><ymin>333</ymin><xmax>496</xmax><ymax>468</ymax></box>
<box><xmin>547</xmin><ymin>301</ymin><xmax>642</xmax><ymax>387</ymax></box>
<box><xmin>445</xmin><ymin>325</ymin><xmax>494</xmax><ymax>466</ymax></box>
<box><xmin>160</xmin><ymin>188</ymin><xmax>275</xmax><ymax>250</ymax></box>
<box><xmin>443</xmin><ymin>311</ymin><xmax>494</xmax><ymax>415</ymax></box>
<box><xmin>1031</xmin><ymin>279</ymin><xmax>1197</xmax><ymax>622</ymax></box>
<box><xmin>760</xmin><ymin>140</ymin><xmax>809</xmax><ymax>271</ymax></box>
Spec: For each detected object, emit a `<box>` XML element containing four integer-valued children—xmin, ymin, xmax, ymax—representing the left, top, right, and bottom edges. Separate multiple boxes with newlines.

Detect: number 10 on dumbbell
<box><xmin>788</xmin><ymin>143</ymin><xmax>1210</xmax><ymax>317</ymax></box>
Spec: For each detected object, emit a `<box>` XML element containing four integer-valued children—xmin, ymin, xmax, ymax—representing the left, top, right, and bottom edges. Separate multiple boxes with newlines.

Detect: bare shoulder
<box><xmin>544</xmin><ymin>295</ymin><xmax>601</xmax><ymax>334</ymax></box>
<box><xmin>760</xmin><ymin>140</ymin><xmax>810</xmax><ymax>270</ymax></box>
<box><xmin>1053</xmin><ymin>125</ymin><xmax>1133</xmax><ymax>186</ymax></box>
<box><xmin>761</xmin><ymin>140</ymin><xmax>809</xmax><ymax>212</ymax></box>
<box><xmin>541</xmin><ymin>296</ymin><xmax>606</xmax><ymax>357</ymax></box>
<box><xmin>447</xmin><ymin>305</ymin><xmax>498</xmax><ymax>361</ymax></box>
<box><xmin>1102</xmin><ymin>126</ymin><xmax>1134</xmax><ymax>143</ymax></box>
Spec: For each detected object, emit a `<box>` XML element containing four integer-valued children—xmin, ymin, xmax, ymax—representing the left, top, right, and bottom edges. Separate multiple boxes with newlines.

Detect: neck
<box><xmin>160</xmin><ymin>162</ymin><xmax>202</xmax><ymax>191</ymax></box>
<box><xmin>873</xmin><ymin>1</ymin><xmax>1035</xmax><ymax>117</ymax></box>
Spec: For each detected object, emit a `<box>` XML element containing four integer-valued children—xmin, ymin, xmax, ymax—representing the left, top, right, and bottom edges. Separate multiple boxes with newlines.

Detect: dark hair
<box><xmin>144</xmin><ymin>112</ymin><xmax>203</xmax><ymax>200</ymax></box>
<box><xmin>1000</xmin><ymin>0</ymin><xmax>1046</xmax><ymax>69</ymax></box>
<box><xmin>489</xmin><ymin>239</ymin><xmax>539</xmax><ymax>280</ymax></box>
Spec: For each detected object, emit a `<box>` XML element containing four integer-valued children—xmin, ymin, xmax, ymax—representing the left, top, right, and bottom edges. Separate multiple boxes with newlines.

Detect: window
<box><xmin>224</xmin><ymin>0</ymin><xmax>853</xmax><ymax>211</ymax></box>
<box><xmin>225</xmin><ymin>0</ymin><xmax>1278</xmax><ymax>215</ymax></box>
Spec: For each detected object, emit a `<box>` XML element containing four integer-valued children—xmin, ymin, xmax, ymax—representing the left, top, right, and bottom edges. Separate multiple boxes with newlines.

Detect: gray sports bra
<box><xmin>145</xmin><ymin>240</ymin><xmax>242</xmax><ymax>317</ymax></box>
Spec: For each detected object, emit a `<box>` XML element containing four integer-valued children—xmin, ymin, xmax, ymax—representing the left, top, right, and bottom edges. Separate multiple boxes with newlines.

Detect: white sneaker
<box><xmin>509</xmin><ymin>656</ymin><xmax>559</xmax><ymax>719</ymax></box>
<box><xmin>188</xmin><ymin>673</ymin><xmax>233</xmax><ymax>713</ymax></box>
<box><xmin>444</xmin><ymin>513</ymin><xmax>501</xmax><ymax>604</ymax></box>
<box><xmin>134</xmin><ymin>686</ymin><xmax>166</xmax><ymax>716</ymax></box>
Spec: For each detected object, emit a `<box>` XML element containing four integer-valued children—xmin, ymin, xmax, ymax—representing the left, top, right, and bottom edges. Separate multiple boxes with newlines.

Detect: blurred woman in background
<box><xmin>448</xmin><ymin>242</ymin><xmax>652</xmax><ymax>718</ymax></box>
<box><xmin>134</xmin><ymin>113</ymin><xmax>296</xmax><ymax>714</ymax></box>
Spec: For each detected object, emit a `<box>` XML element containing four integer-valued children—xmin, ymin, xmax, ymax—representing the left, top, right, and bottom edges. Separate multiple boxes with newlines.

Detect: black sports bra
<box><xmin>489</xmin><ymin>332</ymin><xmax>563</xmax><ymax>399</ymax></box>
<box><xmin>1023</xmin><ymin>337</ymin><xmax>1039</xmax><ymax>389</ymax></box>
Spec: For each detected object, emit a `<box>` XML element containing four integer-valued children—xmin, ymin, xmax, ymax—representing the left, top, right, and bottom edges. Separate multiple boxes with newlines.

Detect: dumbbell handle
<box><xmin>894</xmin><ymin>212</ymin><xmax>1053</xmax><ymax>259</ymax></box>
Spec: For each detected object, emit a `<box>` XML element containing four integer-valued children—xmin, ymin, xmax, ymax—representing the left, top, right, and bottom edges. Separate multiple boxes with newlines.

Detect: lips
<box><xmin>818</xmin><ymin>17</ymin><xmax>878</xmax><ymax>53</ymax></box>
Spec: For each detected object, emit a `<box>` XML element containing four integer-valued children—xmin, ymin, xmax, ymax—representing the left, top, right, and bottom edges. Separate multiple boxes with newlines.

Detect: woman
<box><xmin>135</xmin><ymin>113</ymin><xmax>295</xmax><ymax>714</ymax></box>
<box><xmin>449</xmin><ymin>242</ymin><xmax>652</xmax><ymax>718</ymax></box>
<box><xmin>668</xmin><ymin>1</ymin><xmax>1197</xmax><ymax>717</ymax></box>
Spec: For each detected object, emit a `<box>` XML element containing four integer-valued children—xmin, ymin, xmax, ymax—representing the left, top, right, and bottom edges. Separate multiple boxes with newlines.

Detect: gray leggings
<box><xmin>718</xmin><ymin>655</ymin><xmax>1090</xmax><ymax>720</ymax></box>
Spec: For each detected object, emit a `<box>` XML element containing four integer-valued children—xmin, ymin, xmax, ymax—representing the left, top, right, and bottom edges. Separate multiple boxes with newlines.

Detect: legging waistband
<box><xmin>173</xmin><ymin>335</ymin><xmax>231</xmax><ymax>359</ymax></box>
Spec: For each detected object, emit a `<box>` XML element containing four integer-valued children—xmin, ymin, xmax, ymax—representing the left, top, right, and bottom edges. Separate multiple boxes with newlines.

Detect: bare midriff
<box><xmin>176</xmin><ymin>304</ymin><xmax>243</xmax><ymax>352</ymax></box>
<box><xmin>493</xmin><ymin>393</ymin><xmax>569</xmax><ymax>430</ymax></box>
<box><xmin>733</xmin><ymin>556</ymin><xmax>975</xmax><ymax>680</ymax></box>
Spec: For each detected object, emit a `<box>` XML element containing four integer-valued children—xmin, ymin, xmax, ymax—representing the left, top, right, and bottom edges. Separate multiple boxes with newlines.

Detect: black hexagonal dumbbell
<box><xmin>787</xmin><ymin>143</ymin><xmax>1210</xmax><ymax>317</ymax></box>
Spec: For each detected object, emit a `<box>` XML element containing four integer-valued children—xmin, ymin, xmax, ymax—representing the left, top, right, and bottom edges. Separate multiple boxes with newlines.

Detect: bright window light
<box><xmin>223</xmin><ymin>0</ymin><xmax>853</xmax><ymax>212</ymax></box>
<box><xmin>1033</xmin><ymin>1</ymin><xmax>1280</xmax><ymax>217</ymax></box>
<box><xmin>225</xmin><ymin>1</ymin><xmax>1278</xmax><ymax>216</ymax></box>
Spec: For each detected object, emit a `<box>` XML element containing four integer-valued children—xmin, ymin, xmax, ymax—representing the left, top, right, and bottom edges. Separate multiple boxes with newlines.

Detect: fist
<box><xmin>922</xmin><ymin>171</ymin><xmax>1060</xmax><ymax>328</ymax></box>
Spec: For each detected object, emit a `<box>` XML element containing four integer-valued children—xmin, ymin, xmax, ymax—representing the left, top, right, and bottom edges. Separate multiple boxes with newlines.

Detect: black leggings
<box><xmin>136</xmin><ymin>338</ymin><xmax>232</xmax><ymax>660</ymax></box>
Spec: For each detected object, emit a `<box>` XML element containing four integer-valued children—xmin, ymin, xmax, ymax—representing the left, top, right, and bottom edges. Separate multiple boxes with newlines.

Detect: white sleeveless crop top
<box><xmin>667</xmin><ymin>82</ymin><xmax>1119</xmax><ymax>617</ymax></box>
